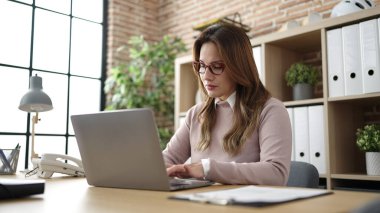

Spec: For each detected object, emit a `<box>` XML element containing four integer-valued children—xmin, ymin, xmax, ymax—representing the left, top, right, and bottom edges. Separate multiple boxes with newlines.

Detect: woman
<box><xmin>163</xmin><ymin>23</ymin><xmax>292</xmax><ymax>186</ymax></box>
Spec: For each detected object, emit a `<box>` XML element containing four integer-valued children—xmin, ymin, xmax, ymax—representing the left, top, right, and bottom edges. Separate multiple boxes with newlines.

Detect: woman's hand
<box><xmin>166</xmin><ymin>163</ymin><xmax>205</xmax><ymax>179</ymax></box>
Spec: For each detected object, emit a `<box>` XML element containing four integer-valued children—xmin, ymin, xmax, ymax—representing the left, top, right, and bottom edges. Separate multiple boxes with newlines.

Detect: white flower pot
<box><xmin>366</xmin><ymin>152</ymin><xmax>380</xmax><ymax>176</ymax></box>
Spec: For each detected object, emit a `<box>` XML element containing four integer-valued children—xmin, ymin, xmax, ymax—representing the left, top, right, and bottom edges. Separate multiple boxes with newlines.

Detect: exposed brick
<box><xmin>256</xmin><ymin>11</ymin><xmax>285</xmax><ymax>23</ymax></box>
<box><xmin>286</xmin><ymin>2</ymin><xmax>314</xmax><ymax>15</ymax></box>
<box><xmin>278</xmin><ymin>0</ymin><xmax>311</xmax><ymax>10</ymax></box>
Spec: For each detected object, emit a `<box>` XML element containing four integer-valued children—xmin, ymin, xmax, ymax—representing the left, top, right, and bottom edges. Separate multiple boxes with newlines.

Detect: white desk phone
<box><xmin>31</xmin><ymin>153</ymin><xmax>85</xmax><ymax>178</ymax></box>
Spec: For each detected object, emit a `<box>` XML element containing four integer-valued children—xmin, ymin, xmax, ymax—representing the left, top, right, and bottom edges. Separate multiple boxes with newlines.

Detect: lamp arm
<box><xmin>31</xmin><ymin>112</ymin><xmax>39</xmax><ymax>159</ymax></box>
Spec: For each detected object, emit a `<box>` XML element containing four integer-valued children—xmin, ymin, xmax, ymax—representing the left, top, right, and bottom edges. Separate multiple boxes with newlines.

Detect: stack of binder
<box><xmin>327</xmin><ymin>18</ymin><xmax>380</xmax><ymax>97</ymax></box>
<box><xmin>287</xmin><ymin>105</ymin><xmax>326</xmax><ymax>175</ymax></box>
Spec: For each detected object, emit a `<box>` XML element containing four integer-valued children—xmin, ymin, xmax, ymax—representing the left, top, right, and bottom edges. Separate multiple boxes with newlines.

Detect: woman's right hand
<box><xmin>166</xmin><ymin>163</ymin><xmax>205</xmax><ymax>179</ymax></box>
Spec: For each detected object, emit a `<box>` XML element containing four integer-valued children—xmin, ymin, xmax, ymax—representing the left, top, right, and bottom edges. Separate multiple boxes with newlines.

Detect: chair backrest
<box><xmin>287</xmin><ymin>161</ymin><xmax>319</xmax><ymax>188</ymax></box>
<box><xmin>352</xmin><ymin>197</ymin><xmax>380</xmax><ymax>213</ymax></box>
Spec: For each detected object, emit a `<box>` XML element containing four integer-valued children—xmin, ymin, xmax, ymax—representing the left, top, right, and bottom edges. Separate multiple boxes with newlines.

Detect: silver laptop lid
<box><xmin>71</xmin><ymin>108</ymin><xmax>171</xmax><ymax>191</ymax></box>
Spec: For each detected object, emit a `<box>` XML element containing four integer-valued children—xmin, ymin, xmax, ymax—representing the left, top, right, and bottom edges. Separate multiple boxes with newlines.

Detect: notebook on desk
<box><xmin>70</xmin><ymin>108</ymin><xmax>213</xmax><ymax>191</ymax></box>
<box><xmin>0</xmin><ymin>179</ymin><xmax>45</xmax><ymax>199</ymax></box>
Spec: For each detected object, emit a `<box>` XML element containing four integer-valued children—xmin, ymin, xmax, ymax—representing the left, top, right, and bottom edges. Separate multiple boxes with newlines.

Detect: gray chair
<box><xmin>287</xmin><ymin>161</ymin><xmax>319</xmax><ymax>188</ymax></box>
<box><xmin>352</xmin><ymin>197</ymin><xmax>380</xmax><ymax>213</ymax></box>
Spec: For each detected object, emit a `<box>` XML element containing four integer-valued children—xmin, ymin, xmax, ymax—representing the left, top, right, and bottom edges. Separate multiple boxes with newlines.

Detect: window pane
<box><xmin>33</xmin><ymin>136</ymin><xmax>66</xmax><ymax>155</ymax></box>
<box><xmin>36</xmin><ymin>0</ymin><xmax>71</xmax><ymax>15</ymax></box>
<box><xmin>70</xmin><ymin>18</ymin><xmax>103</xmax><ymax>78</ymax></box>
<box><xmin>0</xmin><ymin>135</ymin><xmax>27</xmax><ymax>172</ymax></box>
<box><xmin>0</xmin><ymin>67</ymin><xmax>30</xmax><ymax>133</ymax></box>
<box><xmin>69</xmin><ymin>77</ymin><xmax>101</xmax><ymax>134</ymax></box>
<box><xmin>68</xmin><ymin>136</ymin><xmax>81</xmax><ymax>160</ymax></box>
<box><xmin>33</xmin><ymin>9</ymin><xmax>70</xmax><ymax>73</ymax></box>
<box><xmin>0</xmin><ymin>1</ymin><xmax>32</xmax><ymax>67</ymax></box>
<box><xmin>0</xmin><ymin>1</ymin><xmax>104</xmax><ymax>172</ymax></box>
<box><xmin>32</xmin><ymin>71</ymin><xmax>68</xmax><ymax>134</ymax></box>
<box><xmin>72</xmin><ymin>0</ymin><xmax>103</xmax><ymax>23</ymax></box>
<box><xmin>30</xmin><ymin>136</ymin><xmax>66</xmax><ymax>169</ymax></box>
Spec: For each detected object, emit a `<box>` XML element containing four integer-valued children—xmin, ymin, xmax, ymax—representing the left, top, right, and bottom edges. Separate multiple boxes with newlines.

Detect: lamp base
<box><xmin>31</xmin><ymin>157</ymin><xmax>40</xmax><ymax>169</ymax></box>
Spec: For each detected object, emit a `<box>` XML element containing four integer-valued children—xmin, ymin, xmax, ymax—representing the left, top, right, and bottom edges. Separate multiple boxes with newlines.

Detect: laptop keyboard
<box><xmin>169</xmin><ymin>178</ymin><xmax>210</xmax><ymax>186</ymax></box>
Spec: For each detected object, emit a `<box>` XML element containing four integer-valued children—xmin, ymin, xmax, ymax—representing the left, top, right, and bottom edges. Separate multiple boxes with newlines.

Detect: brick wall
<box><xmin>157</xmin><ymin>0</ymin><xmax>380</xmax><ymax>55</ymax></box>
<box><xmin>108</xmin><ymin>0</ymin><xmax>161</xmax><ymax>68</ymax></box>
<box><xmin>108</xmin><ymin>0</ymin><xmax>380</xmax><ymax>65</ymax></box>
<box><xmin>107</xmin><ymin>0</ymin><xmax>380</xmax><ymax>128</ymax></box>
<box><xmin>157</xmin><ymin>0</ymin><xmax>334</xmax><ymax>55</ymax></box>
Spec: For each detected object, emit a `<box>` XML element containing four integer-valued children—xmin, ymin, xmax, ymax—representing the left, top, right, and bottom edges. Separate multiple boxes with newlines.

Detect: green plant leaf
<box><xmin>356</xmin><ymin>124</ymin><xmax>380</xmax><ymax>152</ymax></box>
<box><xmin>104</xmin><ymin>35</ymin><xmax>187</xmax><ymax>149</ymax></box>
<box><xmin>285</xmin><ymin>62</ymin><xmax>319</xmax><ymax>87</ymax></box>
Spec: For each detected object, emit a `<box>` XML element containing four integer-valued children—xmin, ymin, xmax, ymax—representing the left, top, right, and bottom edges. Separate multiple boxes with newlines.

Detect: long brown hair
<box><xmin>193</xmin><ymin>23</ymin><xmax>270</xmax><ymax>156</ymax></box>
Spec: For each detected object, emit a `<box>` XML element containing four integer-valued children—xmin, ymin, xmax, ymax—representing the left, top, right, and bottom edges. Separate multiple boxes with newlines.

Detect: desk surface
<box><xmin>0</xmin><ymin>175</ymin><xmax>379</xmax><ymax>213</ymax></box>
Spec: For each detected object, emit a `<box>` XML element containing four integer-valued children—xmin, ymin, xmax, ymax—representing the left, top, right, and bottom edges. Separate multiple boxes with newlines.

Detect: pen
<box><xmin>0</xmin><ymin>149</ymin><xmax>12</xmax><ymax>171</ymax></box>
<box><xmin>8</xmin><ymin>144</ymin><xmax>20</xmax><ymax>168</ymax></box>
<box><xmin>0</xmin><ymin>144</ymin><xmax>21</xmax><ymax>173</ymax></box>
<box><xmin>189</xmin><ymin>194</ymin><xmax>231</xmax><ymax>205</ymax></box>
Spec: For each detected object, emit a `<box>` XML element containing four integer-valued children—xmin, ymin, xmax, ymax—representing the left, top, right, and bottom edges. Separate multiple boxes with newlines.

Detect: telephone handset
<box><xmin>31</xmin><ymin>153</ymin><xmax>85</xmax><ymax>178</ymax></box>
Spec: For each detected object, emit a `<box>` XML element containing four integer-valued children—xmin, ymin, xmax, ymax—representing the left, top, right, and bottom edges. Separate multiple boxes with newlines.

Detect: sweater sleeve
<box><xmin>162</xmin><ymin>105</ymin><xmax>197</xmax><ymax>166</ymax></box>
<box><xmin>206</xmin><ymin>99</ymin><xmax>292</xmax><ymax>186</ymax></box>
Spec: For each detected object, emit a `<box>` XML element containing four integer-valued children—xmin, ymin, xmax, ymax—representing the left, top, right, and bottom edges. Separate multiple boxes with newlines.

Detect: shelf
<box><xmin>251</xmin><ymin>7</ymin><xmax>380</xmax><ymax>46</ymax></box>
<box><xmin>260</xmin><ymin>19</ymin><xmax>324</xmax><ymax>102</ymax></box>
<box><xmin>268</xmin><ymin>30</ymin><xmax>321</xmax><ymax>53</ymax></box>
<box><xmin>263</xmin><ymin>45</ymin><xmax>323</xmax><ymax>101</ymax></box>
<box><xmin>331</xmin><ymin>175</ymin><xmax>380</xmax><ymax>192</ymax></box>
<box><xmin>284</xmin><ymin>98</ymin><xmax>324</xmax><ymax>107</ymax></box>
<box><xmin>174</xmin><ymin>55</ymin><xmax>197</xmax><ymax>129</ymax></box>
<box><xmin>175</xmin><ymin>8</ymin><xmax>380</xmax><ymax>190</ymax></box>
<box><xmin>331</xmin><ymin>174</ymin><xmax>380</xmax><ymax>181</ymax></box>
<box><xmin>328</xmin><ymin>93</ymin><xmax>380</xmax><ymax>104</ymax></box>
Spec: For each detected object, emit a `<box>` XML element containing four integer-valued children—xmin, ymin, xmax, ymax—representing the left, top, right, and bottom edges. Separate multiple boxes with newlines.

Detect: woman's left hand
<box><xmin>166</xmin><ymin>163</ymin><xmax>205</xmax><ymax>179</ymax></box>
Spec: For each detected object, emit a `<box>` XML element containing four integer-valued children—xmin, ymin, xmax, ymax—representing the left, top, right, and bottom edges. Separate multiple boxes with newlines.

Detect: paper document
<box><xmin>170</xmin><ymin>185</ymin><xmax>332</xmax><ymax>207</ymax></box>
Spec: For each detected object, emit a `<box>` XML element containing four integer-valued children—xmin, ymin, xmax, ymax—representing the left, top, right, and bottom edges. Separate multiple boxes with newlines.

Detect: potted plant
<box><xmin>356</xmin><ymin>124</ymin><xmax>380</xmax><ymax>175</ymax></box>
<box><xmin>104</xmin><ymin>35</ymin><xmax>186</xmax><ymax>149</ymax></box>
<box><xmin>285</xmin><ymin>62</ymin><xmax>319</xmax><ymax>100</ymax></box>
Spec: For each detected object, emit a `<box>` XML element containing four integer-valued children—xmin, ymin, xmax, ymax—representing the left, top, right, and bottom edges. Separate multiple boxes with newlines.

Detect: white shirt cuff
<box><xmin>201</xmin><ymin>158</ymin><xmax>210</xmax><ymax>177</ymax></box>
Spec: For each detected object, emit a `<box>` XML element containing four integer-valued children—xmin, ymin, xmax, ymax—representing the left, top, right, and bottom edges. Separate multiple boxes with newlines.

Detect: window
<box><xmin>0</xmin><ymin>0</ymin><xmax>107</xmax><ymax>170</ymax></box>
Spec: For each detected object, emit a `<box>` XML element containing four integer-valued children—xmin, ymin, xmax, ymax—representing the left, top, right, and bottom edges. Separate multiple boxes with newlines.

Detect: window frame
<box><xmin>0</xmin><ymin>0</ymin><xmax>108</xmax><ymax>169</ymax></box>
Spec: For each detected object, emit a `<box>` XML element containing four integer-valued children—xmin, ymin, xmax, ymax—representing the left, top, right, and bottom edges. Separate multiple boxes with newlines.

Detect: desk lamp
<box><xmin>19</xmin><ymin>74</ymin><xmax>53</xmax><ymax>166</ymax></box>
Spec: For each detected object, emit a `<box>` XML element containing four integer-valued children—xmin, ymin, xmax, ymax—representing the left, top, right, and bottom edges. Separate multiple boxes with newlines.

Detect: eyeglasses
<box><xmin>192</xmin><ymin>61</ymin><xmax>225</xmax><ymax>75</ymax></box>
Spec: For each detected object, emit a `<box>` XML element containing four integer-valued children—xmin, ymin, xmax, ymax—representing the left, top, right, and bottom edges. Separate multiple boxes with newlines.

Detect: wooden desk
<box><xmin>0</xmin><ymin>176</ymin><xmax>379</xmax><ymax>213</ymax></box>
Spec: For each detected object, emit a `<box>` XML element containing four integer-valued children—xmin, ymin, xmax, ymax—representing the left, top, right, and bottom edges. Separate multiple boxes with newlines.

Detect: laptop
<box><xmin>70</xmin><ymin>108</ymin><xmax>213</xmax><ymax>191</ymax></box>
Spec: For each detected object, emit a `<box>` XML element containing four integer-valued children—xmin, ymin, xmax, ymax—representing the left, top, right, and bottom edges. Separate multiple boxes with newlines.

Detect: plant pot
<box><xmin>293</xmin><ymin>83</ymin><xmax>313</xmax><ymax>100</ymax></box>
<box><xmin>366</xmin><ymin>152</ymin><xmax>380</xmax><ymax>175</ymax></box>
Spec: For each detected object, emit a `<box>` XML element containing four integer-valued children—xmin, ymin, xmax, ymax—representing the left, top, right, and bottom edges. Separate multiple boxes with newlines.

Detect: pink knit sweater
<box><xmin>163</xmin><ymin>97</ymin><xmax>292</xmax><ymax>186</ymax></box>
